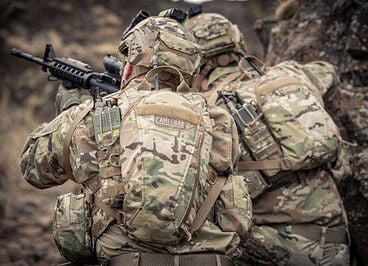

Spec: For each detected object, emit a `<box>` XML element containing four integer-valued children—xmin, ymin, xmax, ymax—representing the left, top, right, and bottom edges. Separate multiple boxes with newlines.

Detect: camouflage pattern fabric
<box><xmin>95</xmin><ymin>221</ymin><xmax>242</xmax><ymax>265</ymax></box>
<box><xmin>242</xmin><ymin>225</ymin><xmax>349</xmax><ymax>265</ymax></box>
<box><xmin>55</xmin><ymin>84</ymin><xmax>82</xmax><ymax>115</ymax></box>
<box><xmin>255</xmin><ymin>61</ymin><xmax>340</xmax><ymax>171</ymax></box>
<box><xmin>119</xmin><ymin>16</ymin><xmax>201</xmax><ymax>85</ymax></box>
<box><xmin>54</xmin><ymin>84</ymin><xmax>94</xmax><ymax>116</ymax></box>
<box><xmin>201</xmin><ymin>60</ymin><xmax>351</xmax><ymax>265</ymax></box>
<box><xmin>184</xmin><ymin>12</ymin><xmax>245</xmax><ymax>59</ymax></box>
<box><xmin>53</xmin><ymin>192</ymin><xmax>96</xmax><ymax>264</ymax></box>
<box><xmin>20</xmin><ymin>11</ymin><xmax>252</xmax><ymax>265</ymax></box>
<box><xmin>114</xmin><ymin>87</ymin><xmax>219</xmax><ymax>245</ymax></box>
<box><xmin>251</xmin><ymin>167</ymin><xmax>347</xmax><ymax>227</ymax></box>
<box><xmin>210</xmin><ymin>61</ymin><xmax>351</xmax><ymax>180</ymax></box>
<box><xmin>206</xmin><ymin>60</ymin><xmax>350</xmax><ymax>225</ymax></box>
<box><xmin>184</xmin><ymin>12</ymin><xmax>247</xmax><ymax>90</ymax></box>
<box><xmin>19</xmin><ymin>81</ymin><xmax>252</xmax><ymax>263</ymax></box>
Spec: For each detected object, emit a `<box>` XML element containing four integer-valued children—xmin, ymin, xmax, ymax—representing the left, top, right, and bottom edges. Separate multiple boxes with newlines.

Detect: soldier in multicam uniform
<box><xmin>20</xmin><ymin>9</ymin><xmax>252</xmax><ymax>266</ymax></box>
<box><xmin>185</xmin><ymin>7</ymin><xmax>351</xmax><ymax>266</ymax></box>
<box><xmin>183</xmin><ymin>6</ymin><xmax>263</xmax><ymax>104</ymax></box>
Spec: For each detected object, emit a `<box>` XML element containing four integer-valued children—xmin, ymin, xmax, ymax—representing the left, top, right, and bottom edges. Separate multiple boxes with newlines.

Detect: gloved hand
<box><xmin>55</xmin><ymin>84</ymin><xmax>82</xmax><ymax>115</ymax></box>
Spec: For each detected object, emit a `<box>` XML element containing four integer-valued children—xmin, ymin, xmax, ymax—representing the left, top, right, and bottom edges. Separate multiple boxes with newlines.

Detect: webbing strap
<box><xmin>205</xmin><ymin>71</ymin><xmax>242</xmax><ymax>106</ymax></box>
<box><xmin>136</xmin><ymin>104</ymin><xmax>202</xmax><ymax>125</ymax></box>
<box><xmin>238</xmin><ymin>159</ymin><xmax>291</xmax><ymax>171</ymax></box>
<box><xmin>85</xmin><ymin>188</ymin><xmax>125</xmax><ymax>224</ymax></box>
<box><xmin>137</xmin><ymin>66</ymin><xmax>189</xmax><ymax>92</ymax></box>
<box><xmin>270</xmin><ymin>224</ymin><xmax>348</xmax><ymax>244</ymax></box>
<box><xmin>189</xmin><ymin>175</ymin><xmax>227</xmax><ymax>234</ymax></box>
<box><xmin>102</xmin><ymin>184</ymin><xmax>125</xmax><ymax>199</ymax></box>
<box><xmin>63</xmin><ymin>104</ymin><xmax>93</xmax><ymax>181</ymax></box>
<box><xmin>256</xmin><ymin>77</ymin><xmax>303</xmax><ymax>95</ymax></box>
<box><xmin>108</xmin><ymin>253</ymin><xmax>234</xmax><ymax>266</ymax></box>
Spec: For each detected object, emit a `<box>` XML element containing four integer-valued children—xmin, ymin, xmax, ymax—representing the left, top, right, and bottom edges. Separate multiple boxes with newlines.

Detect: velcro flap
<box><xmin>136</xmin><ymin>104</ymin><xmax>201</xmax><ymax>125</ymax></box>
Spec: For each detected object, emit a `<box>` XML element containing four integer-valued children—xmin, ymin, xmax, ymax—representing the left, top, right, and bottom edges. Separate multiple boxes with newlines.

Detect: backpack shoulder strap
<box><xmin>63</xmin><ymin>103</ymin><xmax>93</xmax><ymax>181</ymax></box>
<box><xmin>137</xmin><ymin>66</ymin><xmax>190</xmax><ymax>92</ymax></box>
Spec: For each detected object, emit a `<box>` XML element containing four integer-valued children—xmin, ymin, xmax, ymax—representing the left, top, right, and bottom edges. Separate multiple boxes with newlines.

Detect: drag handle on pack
<box><xmin>10</xmin><ymin>44</ymin><xmax>122</xmax><ymax>96</ymax></box>
<box><xmin>239</xmin><ymin>50</ymin><xmax>264</xmax><ymax>76</ymax></box>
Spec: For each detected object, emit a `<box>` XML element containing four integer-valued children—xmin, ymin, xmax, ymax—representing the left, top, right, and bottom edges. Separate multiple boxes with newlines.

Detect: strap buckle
<box><xmin>207</xmin><ymin>168</ymin><xmax>217</xmax><ymax>185</ymax></box>
<box><xmin>108</xmin><ymin>152</ymin><xmax>121</xmax><ymax>168</ymax></box>
<box><xmin>117</xmin><ymin>211</ymin><xmax>126</xmax><ymax>225</ymax></box>
<box><xmin>84</xmin><ymin>188</ymin><xmax>95</xmax><ymax>204</ymax></box>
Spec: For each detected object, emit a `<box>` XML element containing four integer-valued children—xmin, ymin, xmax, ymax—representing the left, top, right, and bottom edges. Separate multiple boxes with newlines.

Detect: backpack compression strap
<box><xmin>237</xmin><ymin>159</ymin><xmax>291</xmax><ymax>171</ymax></box>
<box><xmin>189</xmin><ymin>172</ymin><xmax>227</xmax><ymax>236</ymax></box>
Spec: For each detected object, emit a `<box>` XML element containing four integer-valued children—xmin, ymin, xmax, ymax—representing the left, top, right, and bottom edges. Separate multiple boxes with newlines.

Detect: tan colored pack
<box><xmin>218</xmin><ymin>61</ymin><xmax>341</xmax><ymax>176</ymax></box>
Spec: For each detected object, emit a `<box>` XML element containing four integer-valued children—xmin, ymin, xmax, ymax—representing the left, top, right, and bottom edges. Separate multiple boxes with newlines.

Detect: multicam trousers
<box><xmin>241</xmin><ymin>225</ymin><xmax>349</xmax><ymax>266</ymax></box>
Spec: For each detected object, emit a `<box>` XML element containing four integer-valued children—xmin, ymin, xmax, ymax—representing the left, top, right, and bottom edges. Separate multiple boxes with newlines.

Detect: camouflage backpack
<box><xmin>56</xmin><ymin>13</ymin><xmax>251</xmax><ymax>255</ymax></box>
<box><xmin>215</xmin><ymin>60</ymin><xmax>341</xmax><ymax>176</ymax></box>
<box><xmin>117</xmin><ymin>84</ymin><xmax>214</xmax><ymax>244</ymax></box>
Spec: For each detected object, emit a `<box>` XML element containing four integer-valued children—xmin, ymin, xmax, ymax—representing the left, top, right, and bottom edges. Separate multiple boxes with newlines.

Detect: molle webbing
<box><xmin>108</xmin><ymin>252</ymin><xmax>234</xmax><ymax>266</ymax></box>
<box><xmin>85</xmin><ymin>185</ymin><xmax>126</xmax><ymax>224</ymax></box>
<box><xmin>63</xmin><ymin>104</ymin><xmax>94</xmax><ymax>181</ymax></box>
<box><xmin>136</xmin><ymin>104</ymin><xmax>202</xmax><ymax>125</ymax></box>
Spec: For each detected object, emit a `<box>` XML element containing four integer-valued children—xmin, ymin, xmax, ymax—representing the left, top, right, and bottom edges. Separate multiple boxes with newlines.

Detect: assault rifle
<box><xmin>10</xmin><ymin>44</ymin><xmax>122</xmax><ymax>95</ymax></box>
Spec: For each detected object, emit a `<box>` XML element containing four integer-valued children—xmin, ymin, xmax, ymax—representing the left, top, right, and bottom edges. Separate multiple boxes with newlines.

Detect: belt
<box><xmin>108</xmin><ymin>252</ymin><xmax>234</xmax><ymax>266</ymax></box>
<box><xmin>269</xmin><ymin>224</ymin><xmax>349</xmax><ymax>245</ymax></box>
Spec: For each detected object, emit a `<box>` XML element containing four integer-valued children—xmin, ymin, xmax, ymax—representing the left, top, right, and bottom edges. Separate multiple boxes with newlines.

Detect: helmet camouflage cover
<box><xmin>118</xmin><ymin>10</ymin><xmax>201</xmax><ymax>83</ymax></box>
<box><xmin>184</xmin><ymin>12</ymin><xmax>246</xmax><ymax>59</ymax></box>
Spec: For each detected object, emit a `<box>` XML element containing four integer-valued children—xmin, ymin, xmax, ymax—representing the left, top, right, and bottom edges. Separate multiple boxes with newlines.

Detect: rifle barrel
<box><xmin>10</xmin><ymin>48</ymin><xmax>49</xmax><ymax>68</ymax></box>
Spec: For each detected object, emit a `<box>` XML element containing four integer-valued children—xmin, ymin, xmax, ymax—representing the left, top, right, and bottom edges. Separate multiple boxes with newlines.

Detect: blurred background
<box><xmin>0</xmin><ymin>0</ymin><xmax>367</xmax><ymax>265</ymax></box>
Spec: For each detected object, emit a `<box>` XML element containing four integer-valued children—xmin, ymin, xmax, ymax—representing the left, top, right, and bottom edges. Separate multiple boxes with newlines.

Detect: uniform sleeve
<box><xmin>19</xmin><ymin>106</ymin><xmax>80</xmax><ymax>189</ymax></box>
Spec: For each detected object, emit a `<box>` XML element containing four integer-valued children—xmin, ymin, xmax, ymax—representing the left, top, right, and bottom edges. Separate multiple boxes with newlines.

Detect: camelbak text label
<box><xmin>154</xmin><ymin>116</ymin><xmax>185</xmax><ymax>129</ymax></box>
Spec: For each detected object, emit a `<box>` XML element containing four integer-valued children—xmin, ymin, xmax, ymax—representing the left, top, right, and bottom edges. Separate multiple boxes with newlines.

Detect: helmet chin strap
<box><xmin>121</xmin><ymin>64</ymin><xmax>150</xmax><ymax>88</ymax></box>
<box><xmin>122</xmin><ymin>62</ymin><xmax>133</xmax><ymax>82</ymax></box>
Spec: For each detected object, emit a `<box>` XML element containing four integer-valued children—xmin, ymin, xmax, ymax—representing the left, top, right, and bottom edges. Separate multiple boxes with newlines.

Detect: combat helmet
<box><xmin>118</xmin><ymin>9</ymin><xmax>201</xmax><ymax>88</ymax></box>
<box><xmin>184</xmin><ymin>6</ymin><xmax>246</xmax><ymax>70</ymax></box>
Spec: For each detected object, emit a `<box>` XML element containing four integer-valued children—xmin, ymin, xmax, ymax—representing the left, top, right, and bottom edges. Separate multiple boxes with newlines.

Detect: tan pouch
<box><xmin>53</xmin><ymin>192</ymin><xmax>96</xmax><ymax>264</ymax></box>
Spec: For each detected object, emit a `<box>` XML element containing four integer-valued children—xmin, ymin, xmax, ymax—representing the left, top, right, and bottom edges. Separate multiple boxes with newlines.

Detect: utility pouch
<box><xmin>92</xmin><ymin>100</ymin><xmax>121</xmax><ymax>145</ymax></box>
<box><xmin>221</xmin><ymin>91</ymin><xmax>283</xmax><ymax>177</ymax></box>
<box><xmin>239</xmin><ymin>113</ymin><xmax>283</xmax><ymax>177</ymax></box>
<box><xmin>243</xmin><ymin>170</ymin><xmax>270</xmax><ymax>199</ymax></box>
<box><xmin>52</xmin><ymin>192</ymin><xmax>96</xmax><ymax>264</ymax></box>
<box><xmin>154</xmin><ymin>31</ymin><xmax>201</xmax><ymax>77</ymax></box>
